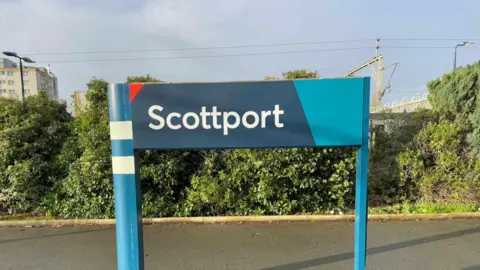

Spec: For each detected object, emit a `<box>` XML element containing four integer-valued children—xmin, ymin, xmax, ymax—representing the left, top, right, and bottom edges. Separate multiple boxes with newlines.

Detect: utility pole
<box><xmin>344</xmin><ymin>38</ymin><xmax>384</xmax><ymax>110</ymax></box>
<box><xmin>376</xmin><ymin>58</ymin><xmax>383</xmax><ymax>109</ymax></box>
<box><xmin>374</xmin><ymin>39</ymin><xmax>383</xmax><ymax>109</ymax></box>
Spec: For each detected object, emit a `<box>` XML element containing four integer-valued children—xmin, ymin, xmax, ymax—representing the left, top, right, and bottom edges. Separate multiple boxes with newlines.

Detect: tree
<box><xmin>282</xmin><ymin>69</ymin><xmax>319</xmax><ymax>79</ymax></box>
<box><xmin>398</xmin><ymin>121</ymin><xmax>480</xmax><ymax>204</ymax></box>
<box><xmin>127</xmin><ymin>74</ymin><xmax>163</xmax><ymax>83</ymax></box>
<box><xmin>50</xmin><ymin>78</ymin><xmax>114</xmax><ymax>218</ymax></box>
<box><xmin>368</xmin><ymin>109</ymin><xmax>436</xmax><ymax>205</ymax></box>
<box><xmin>0</xmin><ymin>93</ymin><xmax>72</xmax><ymax>213</ymax></box>
<box><xmin>369</xmin><ymin>62</ymin><xmax>480</xmax><ymax>207</ymax></box>
<box><xmin>264</xmin><ymin>68</ymin><xmax>319</xmax><ymax>81</ymax></box>
<box><xmin>427</xmin><ymin>61</ymin><xmax>480</xmax><ymax>158</ymax></box>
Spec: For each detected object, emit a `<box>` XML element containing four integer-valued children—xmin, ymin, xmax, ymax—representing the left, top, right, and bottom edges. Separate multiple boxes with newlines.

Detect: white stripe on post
<box><xmin>110</xmin><ymin>121</ymin><xmax>133</xmax><ymax>140</ymax></box>
<box><xmin>112</xmin><ymin>156</ymin><xmax>135</xmax><ymax>174</ymax></box>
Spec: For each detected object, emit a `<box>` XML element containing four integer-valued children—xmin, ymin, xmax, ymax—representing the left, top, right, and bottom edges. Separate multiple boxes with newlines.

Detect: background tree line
<box><xmin>0</xmin><ymin>64</ymin><xmax>479</xmax><ymax>218</ymax></box>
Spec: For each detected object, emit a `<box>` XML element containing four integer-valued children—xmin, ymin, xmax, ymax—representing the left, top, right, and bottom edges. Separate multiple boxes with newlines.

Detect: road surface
<box><xmin>0</xmin><ymin>219</ymin><xmax>479</xmax><ymax>269</ymax></box>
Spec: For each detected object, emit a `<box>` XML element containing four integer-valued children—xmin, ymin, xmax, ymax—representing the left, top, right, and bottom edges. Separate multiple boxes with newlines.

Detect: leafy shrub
<box><xmin>428</xmin><ymin>61</ymin><xmax>480</xmax><ymax>159</ymax></box>
<box><xmin>47</xmin><ymin>78</ymin><xmax>114</xmax><ymax>218</ymax></box>
<box><xmin>140</xmin><ymin>150</ymin><xmax>202</xmax><ymax>217</ymax></box>
<box><xmin>0</xmin><ymin>93</ymin><xmax>72</xmax><ymax>213</ymax></box>
<box><xmin>368</xmin><ymin>109</ymin><xmax>435</xmax><ymax>205</ymax></box>
<box><xmin>398</xmin><ymin>121</ymin><xmax>480</xmax><ymax>204</ymax></box>
<box><xmin>49</xmin><ymin>77</ymin><xmax>201</xmax><ymax>218</ymax></box>
<box><xmin>6</xmin><ymin>65</ymin><xmax>480</xmax><ymax>218</ymax></box>
<box><xmin>182</xmin><ymin>148</ymin><xmax>356</xmax><ymax>216</ymax></box>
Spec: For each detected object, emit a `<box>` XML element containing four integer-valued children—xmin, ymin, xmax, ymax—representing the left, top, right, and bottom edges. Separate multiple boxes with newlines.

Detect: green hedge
<box><xmin>1</xmin><ymin>65</ymin><xmax>480</xmax><ymax>218</ymax></box>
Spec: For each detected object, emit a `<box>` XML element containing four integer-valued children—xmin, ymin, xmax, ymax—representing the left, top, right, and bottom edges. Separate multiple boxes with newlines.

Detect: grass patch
<box><xmin>0</xmin><ymin>214</ymin><xmax>55</xmax><ymax>221</ymax></box>
<box><xmin>1</xmin><ymin>203</ymin><xmax>479</xmax><ymax>221</ymax></box>
<box><xmin>369</xmin><ymin>203</ymin><xmax>480</xmax><ymax>215</ymax></box>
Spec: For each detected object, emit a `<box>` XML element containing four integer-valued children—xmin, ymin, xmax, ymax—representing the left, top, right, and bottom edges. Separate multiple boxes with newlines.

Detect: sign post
<box><xmin>108</xmin><ymin>78</ymin><xmax>370</xmax><ymax>270</ymax></box>
<box><xmin>354</xmin><ymin>78</ymin><xmax>371</xmax><ymax>270</ymax></box>
<box><xmin>108</xmin><ymin>84</ymin><xmax>144</xmax><ymax>270</ymax></box>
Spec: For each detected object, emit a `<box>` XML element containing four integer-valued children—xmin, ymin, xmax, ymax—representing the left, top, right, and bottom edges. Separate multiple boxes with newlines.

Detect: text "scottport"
<box><xmin>148</xmin><ymin>105</ymin><xmax>285</xmax><ymax>135</ymax></box>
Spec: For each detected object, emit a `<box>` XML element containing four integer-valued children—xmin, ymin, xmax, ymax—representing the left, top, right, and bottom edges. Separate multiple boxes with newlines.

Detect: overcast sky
<box><xmin>1</xmin><ymin>0</ymin><xmax>479</xmax><ymax>105</ymax></box>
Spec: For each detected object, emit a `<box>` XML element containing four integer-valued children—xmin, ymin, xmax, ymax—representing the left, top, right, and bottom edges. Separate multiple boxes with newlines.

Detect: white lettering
<box><xmin>148</xmin><ymin>105</ymin><xmax>165</xmax><ymax>130</ymax></box>
<box><xmin>242</xmin><ymin>111</ymin><xmax>260</xmax><ymax>129</ymax></box>
<box><xmin>273</xmin><ymin>105</ymin><xmax>285</xmax><ymax>128</ymax></box>
<box><xmin>223</xmin><ymin>112</ymin><xmax>240</xmax><ymax>135</ymax></box>
<box><xmin>183</xmin><ymin>112</ymin><xmax>200</xmax><ymax>129</ymax></box>
<box><xmin>200</xmin><ymin>106</ymin><xmax>211</xmax><ymax>129</ymax></box>
<box><xmin>147</xmin><ymin>104</ymin><xmax>285</xmax><ymax>135</ymax></box>
<box><xmin>211</xmin><ymin>106</ymin><xmax>222</xmax><ymax>129</ymax></box>
<box><xmin>166</xmin><ymin>112</ymin><xmax>181</xmax><ymax>130</ymax></box>
<box><xmin>261</xmin><ymin>110</ymin><xmax>271</xmax><ymax>128</ymax></box>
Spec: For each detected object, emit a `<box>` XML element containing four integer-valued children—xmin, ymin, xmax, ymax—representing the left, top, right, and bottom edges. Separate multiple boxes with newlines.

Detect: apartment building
<box><xmin>0</xmin><ymin>58</ymin><xmax>59</xmax><ymax>101</ymax></box>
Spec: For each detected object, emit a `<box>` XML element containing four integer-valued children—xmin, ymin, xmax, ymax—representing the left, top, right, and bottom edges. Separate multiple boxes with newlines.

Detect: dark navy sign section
<box><xmin>130</xmin><ymin>78</ymin><xmax>367</xmax><ymax>150</ymax></box>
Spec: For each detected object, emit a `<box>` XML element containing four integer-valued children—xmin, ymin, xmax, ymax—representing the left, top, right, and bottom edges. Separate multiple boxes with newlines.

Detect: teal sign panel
<box><xmin>125</xmin><ymin>78</ymin><xmax>368</xmax><ymax>149</ymax></box>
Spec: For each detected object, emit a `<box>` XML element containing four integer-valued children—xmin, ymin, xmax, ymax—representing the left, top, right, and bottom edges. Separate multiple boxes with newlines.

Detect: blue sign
<box><xmin>107</xmin><ymin>78</ymin><xmax>371</xmax><ymax>270</ymax></box>
<box><xmin>127</xmin><ymin>79</ymin><xmax>366</xmax><ymax>149</ymax></box>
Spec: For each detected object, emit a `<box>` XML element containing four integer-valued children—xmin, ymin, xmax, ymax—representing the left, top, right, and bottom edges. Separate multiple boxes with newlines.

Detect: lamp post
<box><xmin>2</xmin><ymin>51</ymin><xmax>35</xmax><ymax>101</ymax></box>
<box><xmin>453</xmin><ymin>41</ymin><xmax>473</xmax><ymax>71</ymax></box>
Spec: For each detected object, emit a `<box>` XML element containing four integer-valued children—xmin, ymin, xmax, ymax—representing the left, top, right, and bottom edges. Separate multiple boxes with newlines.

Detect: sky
<box><xmin>1</xmin><ymin>0</ymin><xmax>479</xmax><ymax>106</ymax></box>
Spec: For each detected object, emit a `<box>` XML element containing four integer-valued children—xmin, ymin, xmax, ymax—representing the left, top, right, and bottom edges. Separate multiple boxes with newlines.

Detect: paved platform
<box><xmin>0</xmin><ymin>219</ymin><xmax>479</xmax><ymax>269</ymax></box>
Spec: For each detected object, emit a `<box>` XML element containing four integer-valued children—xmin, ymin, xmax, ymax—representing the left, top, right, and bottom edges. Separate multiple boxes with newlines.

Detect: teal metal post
<box><xmin>354</xmin><ymin>78</ymin><xmax>370</xmax><ymax>270</ymax></box>
<box><xmin>108</xmin><ymin>83</ymin><xmax>144</xmax><ymax>270</ymax></box>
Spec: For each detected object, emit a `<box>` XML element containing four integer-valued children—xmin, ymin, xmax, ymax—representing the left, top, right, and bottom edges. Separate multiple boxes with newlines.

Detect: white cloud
<box><xmin>134</xmin><ymin>0</ymin><xmax>248</xmax><ymax>44</ymax></box>
<box><xmin>0</xmin><ymin>0</ymin><xmax>257</xmax><ymax>100</ymax></box>
<box><xmin>3</xmin><ymin>0</ymin><xmax>475</xmax><ymax>103</ymax></box>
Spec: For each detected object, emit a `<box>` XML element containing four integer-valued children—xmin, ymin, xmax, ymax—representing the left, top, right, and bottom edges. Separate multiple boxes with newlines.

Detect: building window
<box><xmin>7</xmin><ymin>71</ymin><xmax>14</xmax><ymax>76</ymax></box>
<box><xmin>8</xmin><ymin>80</ymin><xmax>14</xmax><ymax>85</ymax></box>
<box><xmin>23</xmin><ymin>71</ymin><xmax>29</xmax><ymax>76</ymax></box>
<box><xmin>1</xmin><ymin>89</ymin><xmax>6</xmax><ymax>94</ymax></box>
<box><xmin>25</xmin><ymin>89</ymin><xmax>30</xmax><ymax>95</ymax></box>
<box><xmin>0</xmin><ymin>71</ymin><xmax>5</xmax><ymax>75</ymax></box>
<box><xmin>0</xmin><ymin>80</ymin><xmax>5</xmax><ymax>84</ymax></box>
<box><xmin>8</xmin><ymin>89</ymin><xmax>15</xmax><ymax>94</ymax></box>
<box><xmin>24</xmin><ymin>80</ymin><xmax>29</xmax><ymax>85</ymax></box>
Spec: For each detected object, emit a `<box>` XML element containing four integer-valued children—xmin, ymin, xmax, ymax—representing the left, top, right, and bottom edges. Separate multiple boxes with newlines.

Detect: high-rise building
<box><xmin>0</xmin><ymin>58</ymin><xmax>59</xmax><ymax>101</ymax></box>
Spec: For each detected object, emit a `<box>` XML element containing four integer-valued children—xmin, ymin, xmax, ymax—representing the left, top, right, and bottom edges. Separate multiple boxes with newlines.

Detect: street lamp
<box><xmin>2</xmin><ymin>51</ymin><xmax>35</xmax><ymax>101</ymax></box>
<box><xmin>453</xmin><ymin>41</ymin><xmax>473</xmax><ymax>70</ymax></box>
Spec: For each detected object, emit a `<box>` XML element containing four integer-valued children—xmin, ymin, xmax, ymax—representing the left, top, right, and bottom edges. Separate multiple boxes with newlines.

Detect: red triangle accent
<box><xmin>129</xmin><ymin>84</ymin><xmax>144</xmax><ymax>103</ymax></box>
